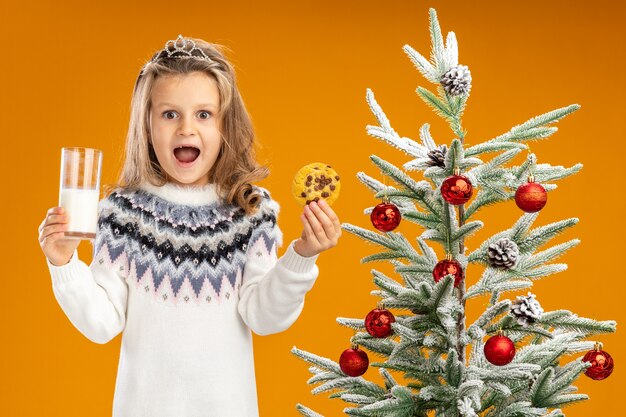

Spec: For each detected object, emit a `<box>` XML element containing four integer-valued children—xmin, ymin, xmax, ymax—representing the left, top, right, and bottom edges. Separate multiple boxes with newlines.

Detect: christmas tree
<box><xmin>291</xmin><ymin>8</ymin><xmax>616</xmax><ymax>417</ymax></box>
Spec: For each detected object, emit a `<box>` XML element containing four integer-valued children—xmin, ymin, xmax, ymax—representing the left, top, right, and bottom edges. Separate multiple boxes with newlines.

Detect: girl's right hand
<box><xmin>38</xmin><ymin>207</ymin><xmax>81</xmax><ymax>266</ymax></box>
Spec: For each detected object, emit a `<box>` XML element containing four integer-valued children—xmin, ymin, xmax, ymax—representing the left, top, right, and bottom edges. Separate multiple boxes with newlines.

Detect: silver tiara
<box><xmin>148</xmin><ymin>34</ymin><xmax>212</xmax><ymax>64</ymax></box>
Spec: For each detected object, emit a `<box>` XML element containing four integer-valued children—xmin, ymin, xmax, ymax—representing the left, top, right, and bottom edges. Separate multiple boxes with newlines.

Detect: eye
<box><xmin>163</xmin><ymin>111</ymin><xmax>177</xmax><ymax>119</ymax></box>
<box><xmin>198</xmin><ymin>110</ymin><xmax>212</xmax><ymax>120</ymax></box>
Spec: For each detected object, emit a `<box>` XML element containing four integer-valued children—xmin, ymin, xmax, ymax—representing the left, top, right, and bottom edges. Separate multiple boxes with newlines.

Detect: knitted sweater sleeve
<box><xmin>237</xmin><ymin>190</ymin><xmax>320</xmax><ymax>336</ymax></box>
<box><xmin>46</xmin><ymin>196</ymin><xmax>129</xmax><ymax>344</ymax></box>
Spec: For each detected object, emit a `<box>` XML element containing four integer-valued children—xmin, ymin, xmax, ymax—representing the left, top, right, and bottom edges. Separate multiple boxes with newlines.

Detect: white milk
<box><xmin>59</xmin><ymin>188</ymin><xmax>100</xmax><ymax>238</ymax></box>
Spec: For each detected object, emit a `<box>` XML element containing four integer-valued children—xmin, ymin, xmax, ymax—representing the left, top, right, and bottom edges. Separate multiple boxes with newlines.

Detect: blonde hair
<box><xmin>103</xmin><ymin>37</ymin><xmax>269</xmax><ymax>215</ymax></box>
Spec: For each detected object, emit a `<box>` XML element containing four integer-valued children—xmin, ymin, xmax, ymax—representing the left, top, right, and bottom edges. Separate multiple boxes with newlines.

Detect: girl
<box><xmin>38</xmin><ymin>35</ymin><xmax>341</xmax><ymax>417</ymax></box>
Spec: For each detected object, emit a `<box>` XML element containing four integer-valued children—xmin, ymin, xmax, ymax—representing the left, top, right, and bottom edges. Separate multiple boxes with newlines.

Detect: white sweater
<box><xmin>46</xmin><ymin>181</ymin><xmax>320</xmax><ymax>417</ymax></box>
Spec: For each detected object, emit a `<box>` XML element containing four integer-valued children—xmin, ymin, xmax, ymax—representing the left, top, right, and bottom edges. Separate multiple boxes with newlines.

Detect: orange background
<box><xmin>2</xmin><ymin>0</ymin><xmax>624</xmax><ymax>415</ymax></box>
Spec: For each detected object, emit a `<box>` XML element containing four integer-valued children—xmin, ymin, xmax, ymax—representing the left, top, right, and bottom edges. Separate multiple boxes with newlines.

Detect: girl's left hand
<box><xmin>294</xmin><ymin>199</ymin><xmax>341</xmax><ymax>258</ymax></box>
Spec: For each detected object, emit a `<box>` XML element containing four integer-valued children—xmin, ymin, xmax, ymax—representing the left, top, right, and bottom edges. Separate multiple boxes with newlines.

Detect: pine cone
<box><xmin>487</xmin><ymin>238</ymin><xmax>519</xmax><ymax>270</ymax></box>
<box><xmin>511</xmin><ymin>292</ymin><xmax>544</xmax><ymax>327</ymax></box>
<box><xmin>440</xmin><ymin>65</ymin><xmax>472</xmax><ymax>96</ymax></box>
<box><xmin>425</xmin><ymin>144</ymin><xmax>447</xmax><ymax>168</ymax></box>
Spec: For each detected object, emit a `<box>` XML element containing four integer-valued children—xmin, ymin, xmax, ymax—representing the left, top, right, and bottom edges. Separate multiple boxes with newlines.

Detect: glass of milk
<box><xmin>58</xmin><ymin>147</ymin><xmax>103</xmax><ymax>240</ymax></box>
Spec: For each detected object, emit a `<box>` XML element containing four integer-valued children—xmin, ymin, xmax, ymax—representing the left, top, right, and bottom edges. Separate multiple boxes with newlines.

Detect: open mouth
<box><xmin>173</xmin><ymin>145</ymin><xmax>201</xmax><ymax>165</ymax></box>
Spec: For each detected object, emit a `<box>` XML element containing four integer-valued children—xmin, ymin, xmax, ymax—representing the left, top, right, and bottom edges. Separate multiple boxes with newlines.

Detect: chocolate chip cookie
<box><xmin>292</xmin><ymin>162</ymin><xmax>341</xmax><ymax>206</ymax></box>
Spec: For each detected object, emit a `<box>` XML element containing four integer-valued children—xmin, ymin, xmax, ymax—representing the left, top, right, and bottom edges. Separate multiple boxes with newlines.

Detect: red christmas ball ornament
<box><xmin>339</xmin><ymin>344</ymin><xmax>369</xmax><ymax>377</ymax></box>
<box><xmin>515</xmin><ymin>174</ymin><xmax>547</xmax><ymax>213</ymax></box>
<box><xmin>484</xmin><ymin>330</ymin><xmax>516</xmax><ymax>366</ymax></box>
<box><xmin>365</xmin><ymin>304</ymin><xmax>396</xmax><ymax>338</ymax></box>
<box><xmin>433</xmin><ymin>255</ymin><xmax>464</xmax><ymax>287</ymax></box>
<box><xmin>371</xmin><ymin>199</ymin><xmax>402</xmax><ymax>232</ymax></box>
<box><xmin>441</xmin><ymin>168</ymin><xmax>473</xmax><ymax>205</ymax></box>
<box><xmin>583</xmin><ymin>343</ymin><xmax>614</xmax><ymax>380</ymax></box>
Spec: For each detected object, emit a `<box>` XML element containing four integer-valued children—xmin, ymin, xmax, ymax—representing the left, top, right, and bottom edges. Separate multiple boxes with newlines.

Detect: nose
<box><xmin>177</xmin><ymin>114</ymin><xmax>197</xmax><ymax>136</ymax></box>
